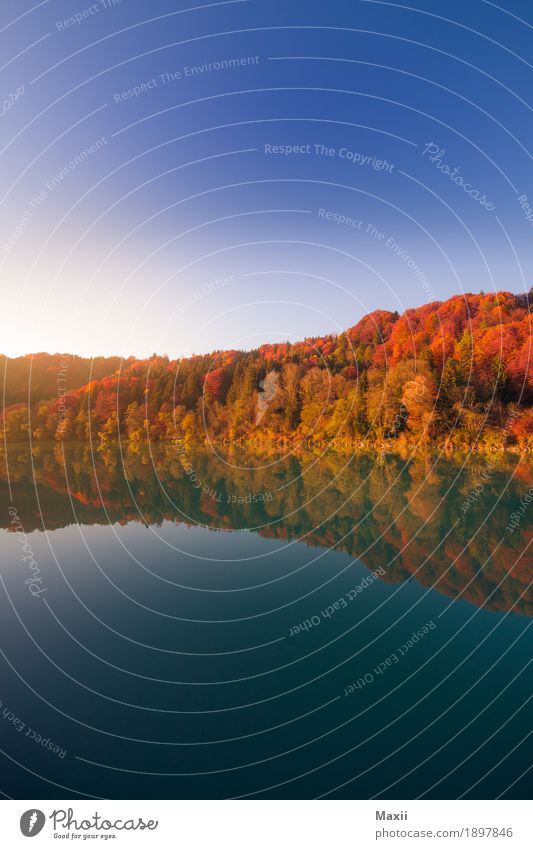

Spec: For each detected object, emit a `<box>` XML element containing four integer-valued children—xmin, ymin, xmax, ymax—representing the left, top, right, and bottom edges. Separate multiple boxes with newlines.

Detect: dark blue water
<box><xmin>0</xmin><ymin>445</ymin><xmax>531</xmax><ymax>799</ymax></box>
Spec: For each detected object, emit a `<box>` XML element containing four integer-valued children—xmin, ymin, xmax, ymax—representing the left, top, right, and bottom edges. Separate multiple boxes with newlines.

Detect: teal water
<box><xmin>0</xmin><ymin>444</ymin><xmax>531</xmax><ymax>799</ymax></box>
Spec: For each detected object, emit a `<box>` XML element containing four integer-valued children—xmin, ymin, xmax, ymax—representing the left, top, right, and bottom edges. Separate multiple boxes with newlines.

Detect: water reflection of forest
<box><xmin>1</xmin><ymin>444</ymin><xmax>531</xmax><ymax>617</ymax></box>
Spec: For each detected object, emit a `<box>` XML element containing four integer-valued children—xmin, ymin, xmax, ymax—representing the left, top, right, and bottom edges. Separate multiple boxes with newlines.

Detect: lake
<box><xmin>0</xmin><ymin>443</ymin><xmax>531</xmax><ymax>799</ymax></box>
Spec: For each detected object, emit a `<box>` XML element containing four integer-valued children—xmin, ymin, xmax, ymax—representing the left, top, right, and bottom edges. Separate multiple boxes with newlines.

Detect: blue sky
<box><xmin>1</xmin><ymin>0</ymin><xmax>532</xmax><ymax>357</ymax></box>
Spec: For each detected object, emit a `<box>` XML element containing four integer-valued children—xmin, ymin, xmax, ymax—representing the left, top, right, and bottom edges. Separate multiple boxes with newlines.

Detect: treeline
<box><xmin>2</xmin><ymin>290</ymin><xmax>532</xmax><ymax>450</ymax></box>
<box><xmin>0</xmin><ymin>352</ymin><xmax>123</xmax><ymax>406</ymax></box>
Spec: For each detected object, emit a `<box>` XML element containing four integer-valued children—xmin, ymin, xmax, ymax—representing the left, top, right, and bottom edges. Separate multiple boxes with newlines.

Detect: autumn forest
<box><xmin>2</xmin><ymin>290</ymin><xmax>532</xmax><ymax>451</ymax></box>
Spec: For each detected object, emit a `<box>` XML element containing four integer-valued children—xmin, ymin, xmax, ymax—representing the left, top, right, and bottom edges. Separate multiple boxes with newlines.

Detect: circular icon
<box><xmin>20</xmin><ymin>810</ymin><xmax>46</xmax><ymax>837</ymax></box>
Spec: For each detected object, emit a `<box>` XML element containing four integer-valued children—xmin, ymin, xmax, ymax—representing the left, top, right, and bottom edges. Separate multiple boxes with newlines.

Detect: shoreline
<box><xmin>1</xmin><ymin>437</ymin><xmax>531</xmax><ymax>457</ymax></box>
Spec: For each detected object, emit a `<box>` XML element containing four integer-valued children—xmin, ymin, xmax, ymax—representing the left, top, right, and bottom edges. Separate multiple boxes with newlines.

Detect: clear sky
<box><xmin>1</xmin><ymin>0</ymin><xmax>532</xmax><ymax>358</ymax></box>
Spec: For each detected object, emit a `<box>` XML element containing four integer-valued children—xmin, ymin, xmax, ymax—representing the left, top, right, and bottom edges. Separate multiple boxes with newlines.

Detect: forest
<box><xmin>2</xmin><ymin>290</ymin><xmax>532</xmax><ymax>451</ymax></box>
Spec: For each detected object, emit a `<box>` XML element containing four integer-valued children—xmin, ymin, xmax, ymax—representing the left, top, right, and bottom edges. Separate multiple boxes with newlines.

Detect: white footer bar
<box><xmin>1</xmin><ymin>799</ymin><xmax>530</xmax><ymax>848</ymax></box>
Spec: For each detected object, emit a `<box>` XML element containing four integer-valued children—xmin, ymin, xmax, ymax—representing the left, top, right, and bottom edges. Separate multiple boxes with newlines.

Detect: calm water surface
<box><xmin>0</xmin><ymin>444</ymin><xmax>531</xmax><ymax>799</ymax></box>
